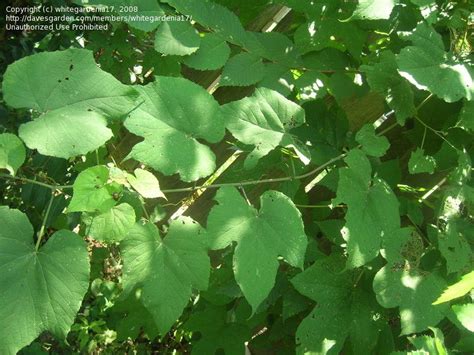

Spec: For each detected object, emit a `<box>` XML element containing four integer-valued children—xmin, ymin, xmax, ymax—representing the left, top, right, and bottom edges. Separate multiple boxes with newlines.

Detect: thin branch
<box><xmin>161</xmin><ymin>154</ymin><xmax>346</xmax><ymax>194</ymax></box>
<box><xmin>0</xmin><ymin>173</ymin><xmax>73</xmax><ymax>190</ymax></box>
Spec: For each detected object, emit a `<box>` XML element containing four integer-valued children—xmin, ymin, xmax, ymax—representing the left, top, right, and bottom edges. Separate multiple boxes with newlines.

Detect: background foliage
<box><xmin>0</xmin><ymin>0</ymin><xmax>473</xmax><ymax>354</ymax></box>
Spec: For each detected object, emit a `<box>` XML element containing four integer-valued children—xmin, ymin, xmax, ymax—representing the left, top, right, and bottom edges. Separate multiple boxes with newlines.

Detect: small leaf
<box><xmin>346</xmin><ymin>0</ymin><xmax>398</xmax><ymax>21</ymax></box>
<box><xmin>68</xmin><ymin>165</ymin><xmax>122</xmax><ymax>213</ymax></box>
<box><xmin>408</xmin><ymin>148</ymin><xmax>437</xmax><ymax>174</ymax></box>
<box><xmin>408</xmin><ymin>327</ymin><xmax>448</xmax><ymax>354</ymax></box>
<box><xmin>220</xmin><ymin>53</ymin><xmax>265</xmax><ymax>87</ymax></box>
<box><xmin>127</xmin><ymin>168</ymin><xmax>166</xmax><ymax>199</ymax></box>
<box><xmin>83</xmin><ymin>203</ymin><xmax>136</xmax><ymax>242</ymax></box>
<box><xmin>457</xmin><ymin>100</ymin><xmax>474</xmax><ymax>132</ymax></box>
<box><xmin>0</xmin><ymin>133</ymin><xmax>26</xmax><ymax>175</ymax></box>
<box><xmin>154</xmin><ymin>21</ymin><xmax>200</xmax><ymax>56</ymax></box>
<box><xmin>121</xmin><ymin>217</ymin><xmax>210</xmax><ymax>334</ymax></box>
<box><xmin>165</xmin><ymin>0</ymin><xmax>248</xmax><ymax>46</ymax></box>
<box><xmin>0</xmin><ymin>207</ymin><xmax>90</xmax><ymax>354</ymax></box>
<box><xmin>355</xmin><ymin>124</ymin><xmax>390</xmax><ymax>157</ymax></box>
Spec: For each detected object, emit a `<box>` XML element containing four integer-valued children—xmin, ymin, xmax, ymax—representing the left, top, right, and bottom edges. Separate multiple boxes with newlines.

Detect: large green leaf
<box><xmin>124</xmin><ymin>77</ymin><xmax>225</xmax><ymax>182</ymax></box>
<box><xmin>0</xmin><ymin>207</ymin><xmax>90</xmax><ymax>354</ymax></box>
<box><xmin>0</xmin><ymin>133</ymin><xmax>26</xmax><ymax>175</ymax></box>
<box><xmin>121</xmin><ymin>217</ymin><xmax>210</xmax><ymax>334</ymax></box>
<box><xmin>292</xmin><ymin>255</ymin><xmax>382</xmax><ymax>354</ymax></box>
<box><xmin>373</xmin><ymin>265</ymin><xmax>448</xmax><ymax>334</ymax></box>
<box><xmin>154</xmin><ymin>21</ymin><xmax>200</xmax><ymax>56</ymax></box>
<box><xmin>83</xmin><ymin>203</ymin><xmax>136</xmax><ymax>242</ymax></box>
<box><xmin>220</xmin><ymin>53</ymin><xmax>265</xmax><ymax>87</ymax></box>
<box><xmin>183</xmin><ymin>33</ymin><xmax>231</xmax><ymax>70</ymax></box>
<box><xmin>221</xmin><ymin>87</ymin><xmax>309</xmax><ymax>169</ymax></box>
<box><xmin>2</xmin><ymin>49</ymin><xmax>138</xmax><ymax>158</ymax></box>
<box><xmin>333</xmin><ymin>149</ymin><xmax>401</xmax><ymax>268</ymax></box>
<box><xmin>206</xmin><ymin>187</ymin><xmax>307</xmax><ymax>311</ymax></box>
<box><xmin>397</xmin><ymin>23</ymin><xmax>474</xmax><ymax>103</ymax></box>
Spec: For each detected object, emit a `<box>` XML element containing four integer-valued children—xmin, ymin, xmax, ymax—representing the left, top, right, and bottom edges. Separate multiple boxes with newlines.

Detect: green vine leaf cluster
<box><xmin>0</xmin><ymin>0</ymin><xmax>473</xmax><ymax>353</ymax></box>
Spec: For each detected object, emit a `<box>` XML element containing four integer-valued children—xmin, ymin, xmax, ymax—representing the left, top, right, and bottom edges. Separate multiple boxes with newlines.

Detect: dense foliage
<box><xmin>0</xmin><ymin>0</ymin><xmax>473</xmax><ymax>354</ymax></box>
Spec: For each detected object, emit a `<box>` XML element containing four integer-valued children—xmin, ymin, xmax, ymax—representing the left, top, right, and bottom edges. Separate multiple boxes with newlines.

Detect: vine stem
<box><xmin>414</xmin><ymin>116</ymin><xmax>459</xmax><ymax>152</ymax></box>
<box><xmin>0</xmin><ymin>173</ymin><xmax>72</xmax><ymax>190</ymax></box>
<box><xmin>35</xmin><ymin>192</ymin><xmax>55</xmax><ymax>252</ymax></box>
<box><xmin>161</xmin><ymin>154</ymin><xmax>347</xmax><ymax>193</ymax></box>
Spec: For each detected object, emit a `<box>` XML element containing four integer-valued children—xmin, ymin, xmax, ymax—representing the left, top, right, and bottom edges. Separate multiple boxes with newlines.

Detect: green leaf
<box><xmin>346</xmin><ymin>0</ymin><xmax>398</xmax><ymax>21</ymax></box>
<box><xmin>154</xmin><ymin>21</ymin><xmax>200</xmax><ymax>56</ymax></box>
<box><xmin>397</xmin><ymin>23</ymin><xmax>474</xmax><ymax>102</ymax></box>
<box><xmin>333</xmin><ymin>149</ymin><xmax>401</xmax><ymax>268</ymax></box>
<box><xmin>183</xmin><ymin>305</ymin><xmax>251</xmax><ymax>355</ymax></box>
<box><xmin>83</xmin><ymin>203</ymin><xmax>136</xmax><ymax>242</ymax></box>
<box><xmin>409</xmin><ymin>327</ymin><xmax>448</xmax><ymax>354</ymax></box>
<box><xmin>355</xmin><ymin>124</ymin><xmax>390</xmax><ymax>157</ymax></box>
<box><xmin>220</xmin><ymin>53</ymin><xmax>265</xmax><ymax>87</ymax></box>
<box><xmin>292</xmin><ymin>255</ymin><xmax>382</xmax><ymax>354</ymax></box>
<box><xmin>243</xmin><ymin>32</ymin><xmax>302</xmax><ymax>67</ymax></box>
<box><xmin>437</xmin><ymin>220</ymin><xmax>472</xmax><ymax>274</ymax></box>
<box><xmin>108</xmin><ymin>289</ymin><xmax>159</xmax><ymax>341</ymax></box>
<box><xmin>294</xmin><ymin>19</ymin><xmax>366</xmax><ymax>57</ymax></box>
<box><xmin>433</xmin><ymin>271</ymin><xmax>474</xmax><ymax>304</ymax></box>
<box><xmin>457</xmin><ymin>101</ymin><xmax>474</xmax><ymax>132</ymax></box>
<box><xmin>2</xmin><ymin>49</ymin><xmax>138</xmax><ymax>158</ymax></box>
<box><xmin>206</xmin><ymin>187</ymin><xmax>307</xmax><ymax>312</ymax></box>
<box><xmin>452</xmin><ymin>304</ymin><xmax>474</xmax><ymax>332</ymax></box>
<box><xmin>373</xmin><ymin>265</ymin><xmax>448</xmax><ymax>334</ymax></box>
<box><xmin>68</xmin><ymin>165</ymin><xmax>122</xmax><ymax>213</ymax></box>
<box><xmin>19</xmin><ymin>108</ymin><xmax>114</xmax><ymax>159</ymax></box>
<box><xmin>361</xmin><ymin>51</ymin><xmax>416</xmax><ymax>124</ymax></box>
<box><xmin>165</xmin><ymin>0</ymin><xmax>247</xmax><ymax>46</ymax></box>
<box><xmin>0</xmin><ymin>133</ymin><xmax>26</xmax><ymax>175</ymax></box>
<box><xmin>408</xmin><ymin>148</ymin><xmax>437</xmax><ymax>174</ymax></box>
<box><xmin>183</xmin><ymin>33</ymin><xmax>231</xmax><ymax>70</ymax></box>
<box><xmin>124</xmin><ymin>77</ymin><xmax>225</xmax><ymax>182</ymax></box>
<box><xmin>221</xmin><ymin>87</ymin><xmax>309</xmax><ymax>169</ymax></box>
<box><xmin>0</xmin><ymin>207</ymin><xmax>90</xmax><ymax>354</ymax></box>
<box><xmin>121</xmin><ymin>217</ymin><xmax>210</xmax><ymax>334</ymax></box>
<box><xmin>127</xmin><ymin>168</ymin><xmax>166</xmax><ymax>199</ymax></box>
